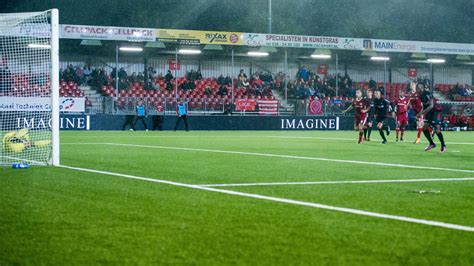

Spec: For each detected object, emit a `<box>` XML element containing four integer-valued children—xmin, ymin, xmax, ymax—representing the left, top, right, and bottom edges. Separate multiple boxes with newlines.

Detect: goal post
<box><xmin>51</xmin><ymin>8</ymin><xmax>59</xmax><ymax>166</ymax></box>
<box><xmin>0</xmin><ymin>9</ymin><xmax>59</xmax><ymax>166</ymax></box>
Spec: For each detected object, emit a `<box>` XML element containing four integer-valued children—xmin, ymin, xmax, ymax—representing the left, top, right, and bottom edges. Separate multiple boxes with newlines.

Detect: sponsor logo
<box><xmin>343</xmin><ymin>38</ymin><xmax>357</xmax><ymax>49</ymax></box>
<box><xmin>373</xmin><ymin>41</ymin><xmax>416</xmax><ymax>52</ymax></box>
<box><xmin>60</xmin><ymin>98</ymin><xmax>75</xmax><ymax>111</ymax></box>
<box><xmin>205</xmin><ymin>33</ymin><xmax>228</xmax><ymax>43</ymax></box>
<box><xmin>230</xmin><ymin>33</ymin><xmax>239</xmax><ymax>43</ymax></box>
<box><xmin>280</xmin><ymin>118</ymin><xmax>338</xmax><ymax>130</ymax></box>
<box><xmin>363</xmin><ymin>39</ymin><xmax>373</xmax><ymax>49</ymax></box>
<box><xmin>244</xmin><ymin>34</ymin><xmax>263</xmax><ymax>46</ymax></box>
<box><xmin>15</xmin><ymin>116</ymin><xmax>89</xmax><ymax>130</ymax></box>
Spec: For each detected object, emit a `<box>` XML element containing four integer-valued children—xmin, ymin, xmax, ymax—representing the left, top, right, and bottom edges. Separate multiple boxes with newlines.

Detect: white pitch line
<box><xmin>60</xmin><ymin>134</ymin><xmax>474</xmax><ymax>145</ymax></box>
<box><xmin>58</xmin><ymin>164</ymin><xmax>474</xmax><ymax>232</ymax></box>
<box><xmin>200</xmin><ymin>177</ymin><xmax>474</xmax><ymax>187</ymax></box>
<box><xmin>62</xmin><ymin>142</ymin><xmax>474</xmax><ymax>174</ymax></box>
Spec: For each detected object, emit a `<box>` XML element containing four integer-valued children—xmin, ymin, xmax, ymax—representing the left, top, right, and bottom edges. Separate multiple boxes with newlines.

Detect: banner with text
<box><xmin>0</xmin><ymin>97</ymin><xmax>85</xmax><ymax>112</ymax></box>
<box><xmin>241</xmin><ymin>33</ymin><xmax>361</xmax><ymax>50</ymax></box>
<box><xmin>155</xmin><ymin>29</ymin><xmax>244</xmax><ymax>45</ymax></box>
<box><xmin>361</xmin><ymin>38</ymin><xmax>474</xmax><ymax>55</ymax></box>
<box><xmin>235</xmin><ymin>99</ymin><xmax>257</xmax><ymax>111</ymax></box>
<box><xmin>60</xmin><ymin>24</ymin><xmax>156</xmax><ymax>42</ymax></box>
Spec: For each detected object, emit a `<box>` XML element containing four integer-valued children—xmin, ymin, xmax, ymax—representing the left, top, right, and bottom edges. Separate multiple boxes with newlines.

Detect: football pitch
<box><xmin>1</xmin><ymin>130</ymin><xmax>474</xmax><ymax>264</ymax></box>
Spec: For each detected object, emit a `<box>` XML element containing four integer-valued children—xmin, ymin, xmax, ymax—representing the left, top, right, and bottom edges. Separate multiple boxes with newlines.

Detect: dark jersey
<box><xmin>367</xmin><ymin>98</ymin><xmax>375</xmax><ymax>115</ymax></box>
<box><xmin>421</xmin><ymin>90</ymin><xmax>434</xmax><ymax>110</ymax></box>
<box><xmin>373</xmin><ymin>98</ymin><xmax>391</xmax><ymax>117</ymax></box>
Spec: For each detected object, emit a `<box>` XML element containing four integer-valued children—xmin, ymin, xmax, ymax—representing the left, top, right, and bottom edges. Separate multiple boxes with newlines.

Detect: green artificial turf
<box><xmin>1</xmin><ymin>130</ymin><xmax>473</xmax><ymax>265</ymax></box>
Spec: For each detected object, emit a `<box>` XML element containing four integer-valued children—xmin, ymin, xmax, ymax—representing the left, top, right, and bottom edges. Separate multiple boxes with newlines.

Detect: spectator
<box><xmin>131</xmin><ymin>72</ymin><xmax>139</xmax><ymax>83</ymax></box>
<box><xmin>218</xmin><ymin>84</ymin><xmax>228</xmax><ymax>96</ymax></box>
<box><xmin>83</xmin><ymin>65</ymin><xmax>92</xmax><ymax>85</ymax></box>
<box><xmin>146</xmin><ymin>78</ymin><xmax>159</xmax><ymax>90</ymax></box>
<box><xmin>297</xmin><ymin>66</ymin><xmax>309</xmax><ymax>81</ymax></box>
<box><xmin>465</xmin><ymin>85</ymin><xmax>472</xmax><ymax>96</ymax></box>
<box><xmin>224</xmin><ymin>75</ymin><xmax>232</xmax><ymax>86</ymax></box>
<box><xmin>118</xmin><ymin>68</ymin><xmax>127</xmax><ymax>80</ymax></box>
<box><xmin>187</xmin><ymin>69</ymin><xmax>197</xmax><ymax>82</ymax></box>
<box><xmin>75</xmin><ymin>66</ymin><xmax>84</xmax><ymax>85</ymax></box>
<box><xmin>110</xmin><ymin>68</ymin><xmax>117</xmax><ymax>80</ymax></box>
<box><xmin>196</xmin><ymin>70</ymin><xmax>203</xmax><ymax>80</ymax></box>
<box><xmin>137</xmin><ymin>72</ymin><xmax>145</xmax><ymax>83</ymax></box>
<box><xmin>85</xmin><ymin>97</ymin><xmax>92</xmax><ymax>113</ymax></box>
<box><xmin>189</xmin><ymin>80</ymin><xmax>195</xmax><ymax>90</ymax></box>
<box><xmin>166</xmin><ymin>81</ymin><xmax>173</xmax><ymax>91</ymax></box>
<box><xmin>217</xmin><ymin>74</ymin><xmax>225</xmax><ymax>85</ymax></box>
<box><xmin>237</xmin><ymin>69</ymin><xmax>248</xmax><ymax>88</ymax></box>
<box><xmin>368</xmin><ymin>77</ymin><xmax>377</xmax><ymax>90</ymax></box>
<box><xmin>165</xmin><ymin>70</ymin><xmax>174</xmax><ymax>82</ymax></box>
<box><xmin>180</xmin><ymin>80</ymin><xmax>190</xmax><ymax>91</ymax></box>
<box><xmin>205</xmin><ymin>86</ymin><xmax>211</xmax><ymax>96</ymax></box>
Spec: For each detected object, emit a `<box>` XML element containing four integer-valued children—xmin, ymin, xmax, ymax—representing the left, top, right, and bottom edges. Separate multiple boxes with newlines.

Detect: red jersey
<box><xmin>352</xmin><ymin>98</ymin><xmax>369</xmax><ymax>116</ymax></box>
<box><xmin>395</xmin><ymin>97</ymin><xmax>410</xmax><ymax>114</ymax></box>
<box><xmin>409</xmin><ymin>93</ymin><xmax>423</xmax><ymax>114</ymax></box>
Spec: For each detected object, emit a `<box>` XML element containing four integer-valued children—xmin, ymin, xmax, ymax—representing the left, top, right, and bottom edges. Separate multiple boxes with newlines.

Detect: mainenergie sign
<box><xmin>59</xmin><ymin>24</ymin><xmax>474</xmax><ymax>55</ymax></box>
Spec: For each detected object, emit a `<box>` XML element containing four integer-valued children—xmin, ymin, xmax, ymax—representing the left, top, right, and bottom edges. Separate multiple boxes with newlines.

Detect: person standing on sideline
<box><xmin>122</xmin><ymin>115</ymin><xmax>135</xmax><ymax>131</ymax></box>
<box><xmin>174</xmin><ymin>99</ymin><xmax>189</xmax><ymax>131</ymax></box>
<box><xmin>132</xmin><ymin>99</ymin><xmax>148</xmax><ymax>131</ymax></box>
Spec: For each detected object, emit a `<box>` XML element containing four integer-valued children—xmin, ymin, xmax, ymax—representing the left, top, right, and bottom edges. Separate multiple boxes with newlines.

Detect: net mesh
<box><xmin>0</xmin><ymin>11</ymin><xmax>53</xmax><ymax>165</ymax></box>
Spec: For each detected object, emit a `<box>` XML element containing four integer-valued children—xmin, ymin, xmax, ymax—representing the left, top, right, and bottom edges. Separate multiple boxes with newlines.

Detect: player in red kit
<box><xmin>409</xmin><ymin>85</ymin><xmax>427</xmax><ymax>144</ymax></box>
<box><xmin>342</xmin><ymin>89</ymin><xmax>370</xmax><ymax>144</ymax></box>
<box><xmin>393</xmin><ymin>90</ymin><xmax>410</xmax><ymax>142</ymax></box>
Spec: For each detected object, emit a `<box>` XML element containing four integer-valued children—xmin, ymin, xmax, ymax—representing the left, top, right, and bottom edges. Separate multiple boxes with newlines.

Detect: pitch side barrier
<box><xmin>3</xmin><ymin>113</ymin><xmax>400</xmax><ymax>131</ymax></box>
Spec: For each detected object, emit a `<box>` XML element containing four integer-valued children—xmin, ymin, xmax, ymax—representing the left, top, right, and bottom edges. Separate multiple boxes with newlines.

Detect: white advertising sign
<box><xmin>60</xmin><ymin>24</ymin><xmax>156</xmax><ymax>42</ymax></box>
<box><xmin>0</xmin><ymin>97</ymin><xmax>85</xmax><ymax>112</ymax></box>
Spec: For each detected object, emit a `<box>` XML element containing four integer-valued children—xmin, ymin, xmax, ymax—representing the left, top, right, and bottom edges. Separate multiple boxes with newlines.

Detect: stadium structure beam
<box><xmin>115</xmin><ymin>45</ymin><xmax>119</xmax><ymax>98</ymax></box>
<box><xmin>335</xmin><ymin>53</ymin><xmax>339</xmax><ymax>97</ymax></box>
<box><xmin>175</xmin><ymin>47</ymin><xmax>178</xmax><ymax>100</ymax></box>
<box><xmin>231</xmin><ymin>48</ymin><xmax>235</xmax><ymax>108</ymax></box>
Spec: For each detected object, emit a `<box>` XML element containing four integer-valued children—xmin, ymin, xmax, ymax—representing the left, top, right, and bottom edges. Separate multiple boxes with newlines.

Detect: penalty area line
<box><xmin>200</xmin><ymin>177</ymin><xmax>474</xmax><ymax>187</ymax></box>
<box><xmin>62</xmin><ymin>142</ymin><xmax>474</xmax><ymax>174</ymax></box>
<box><xmin>58</xmin><ymin>164</ymin><xmax>474</xmax><ymax>232</ymax></box>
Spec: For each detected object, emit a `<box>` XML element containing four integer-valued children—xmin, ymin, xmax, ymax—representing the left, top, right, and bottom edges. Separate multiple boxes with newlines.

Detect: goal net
<box><xmin>0</xmin><ymin>9</ymin><xmax>59</xmax><ymax>166</ymax></box>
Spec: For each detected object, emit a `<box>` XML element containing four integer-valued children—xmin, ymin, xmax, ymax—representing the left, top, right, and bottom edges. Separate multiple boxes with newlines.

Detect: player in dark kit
<box><xmin>394</xmin><ymin>90</ymin><xmax>410</xmax><ymax>142</ymax></box>
<box><xmin>373</xmin><ymin>89</ymin><xmax>392</xmax><ymax>144</ymax></box>
<box><xmin>417</xmin><ymin>86</ymin><xmax>447</xmax><ymax>152</ymax></box>
<box><xmin>363</xmin><ymin>89</ymin><xmax>375</xmax><ymax>141</ymax></box>
<box><xmin>342</xmin><ymin>89</ymin><xmax>370</xmax><ymax>144</ymax></box>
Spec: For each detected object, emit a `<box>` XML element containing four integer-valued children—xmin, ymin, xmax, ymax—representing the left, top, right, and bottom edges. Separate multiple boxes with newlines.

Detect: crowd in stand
<box><xmin>446</xmin><ymin>82</ymin><xmax>473</xmax><ymax>99</ymax></box>
<box><xmin>54</xmin><ymin>64</ymin><xmax>474</xmax><ymax>103</ymax></box>
<box><xmin>279</xmin><ymin>66</ymin><xmax>355</xmax><ymax>100</ymax></box>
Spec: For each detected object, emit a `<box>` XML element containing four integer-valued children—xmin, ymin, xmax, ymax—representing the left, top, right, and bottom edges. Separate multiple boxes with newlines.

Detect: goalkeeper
<box><xmin>2</xmin><ymin>128</ymin><xmax>51</xmax><ymax>153</ymax></box>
